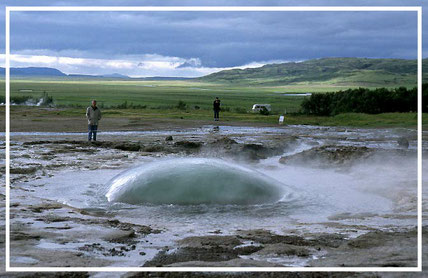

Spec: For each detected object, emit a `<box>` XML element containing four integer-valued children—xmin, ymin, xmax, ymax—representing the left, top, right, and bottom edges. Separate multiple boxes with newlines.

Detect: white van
<box><xmin>252</xmin><ymin>104</ymin><xmax>272</xmax><ymax>112</ymax></box>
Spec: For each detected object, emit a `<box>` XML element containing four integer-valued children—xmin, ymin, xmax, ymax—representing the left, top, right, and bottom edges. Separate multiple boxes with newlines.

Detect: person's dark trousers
<box><xmin>88</xmin><ymin>124</ymin><xmax>98</xmax><ymax>141</ymax></box>
<box><xmin>214</xmin><ymin>110</ymin><xmax>220</xmax><ymax>121</ymax></box>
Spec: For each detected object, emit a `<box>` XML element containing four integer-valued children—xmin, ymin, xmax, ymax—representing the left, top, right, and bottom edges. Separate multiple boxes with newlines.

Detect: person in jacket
<box><xmin>86</xmin><ymin>100</ymin><xmax>102</xmax><ymax>141</ymax></box>
<box><xmin>213</xmin><ymin>97</ymin><xmax>221</xmax><ymax>121</ymax></box>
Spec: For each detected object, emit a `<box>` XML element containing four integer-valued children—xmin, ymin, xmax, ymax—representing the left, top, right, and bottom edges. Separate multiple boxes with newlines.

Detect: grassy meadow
<box><xmin>1</xmin><ymin>78</ymin><xmax>426</xmax><ymax>129</ymax></box>
<box><xmin>4</xmin><ymin>78</ymin><xmax>395</xmax><ymax>112</ymax></box>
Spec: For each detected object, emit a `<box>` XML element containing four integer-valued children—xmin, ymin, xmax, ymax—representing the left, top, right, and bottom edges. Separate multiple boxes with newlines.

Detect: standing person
<box><xmin>213</xmin><ymin>97</ymin><xmax>221</xmax><ymax>121</ymax></box>
<box><xmin>86</xmin><ymin>100</ymin><xmax>102</xmax><ymax>141</ymax></box>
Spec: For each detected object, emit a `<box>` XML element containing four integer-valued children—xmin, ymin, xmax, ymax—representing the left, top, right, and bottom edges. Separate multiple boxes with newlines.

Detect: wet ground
<box><xmin>0</xmin><ymin>124</ymin><xmax>427</xmax><ymax>277</ymax></box>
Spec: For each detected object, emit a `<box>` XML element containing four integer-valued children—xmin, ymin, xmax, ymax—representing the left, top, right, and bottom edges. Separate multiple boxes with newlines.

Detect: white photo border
<box><xmin>4</xmin><ymin>5</ymin><xmax>423</xmax><ymax>273</ymax></box>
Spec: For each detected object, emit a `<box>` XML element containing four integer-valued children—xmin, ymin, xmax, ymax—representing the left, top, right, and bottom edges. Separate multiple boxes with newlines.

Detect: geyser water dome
<box><xmin>105</xmin><ymin>158</ymin><xmax>287</xmax><ymax>205</ymax></box>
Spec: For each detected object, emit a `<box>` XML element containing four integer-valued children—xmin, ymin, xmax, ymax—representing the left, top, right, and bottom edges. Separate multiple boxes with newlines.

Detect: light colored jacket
<box><xmin>86</xmin><ymin>106</ymin><xmax>102</xmax><ymax>125</ymax></box>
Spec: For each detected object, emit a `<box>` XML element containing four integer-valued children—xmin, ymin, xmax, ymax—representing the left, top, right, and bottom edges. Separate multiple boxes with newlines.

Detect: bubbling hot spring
<box><xmin>25</xmin><ymin>151</ymin><xmax>414</xmax><ymax>236</ymax></box>
<box><xmin>105</xmin><ymin>158</ymin><xmax>290</xmax><ymax>205</ymax></box>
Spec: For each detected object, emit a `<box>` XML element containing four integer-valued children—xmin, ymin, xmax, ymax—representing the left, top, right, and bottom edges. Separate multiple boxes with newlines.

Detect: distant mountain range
<box><xmin>198</xmin><ymin>57</ymin><xmax>428</xmax><ymax>86</ymax></box>
<box><xmin>0</xmin><ymin>67</ymin><xmax>66</xmax><ymax>77</ymax></box>
<box><xmin>0</xmin><ymin>67</ymin><xmax>119</xmax><ymax>78</ymax></box>
<box><xmin>1</xmin><ymin>57</ymin><xmax>427</xmax><ymax>86</ymax></box>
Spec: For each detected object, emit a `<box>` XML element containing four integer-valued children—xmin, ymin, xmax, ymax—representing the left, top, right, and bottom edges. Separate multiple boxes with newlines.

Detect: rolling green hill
<box><xmin>198</xmin><ymin>57</ymin><xmax>428</xmax><ymax>87</ymax></box>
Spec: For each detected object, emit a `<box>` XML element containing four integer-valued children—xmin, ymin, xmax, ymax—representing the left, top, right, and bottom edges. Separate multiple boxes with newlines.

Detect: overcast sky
<box><xmin>0</xmin><ymin>0</ymin><xmax>426</xmax><ymax>77</ymax></box>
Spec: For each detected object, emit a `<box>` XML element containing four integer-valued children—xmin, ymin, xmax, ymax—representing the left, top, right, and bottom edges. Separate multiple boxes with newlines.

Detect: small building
<box><xmin>252</xmin><ymin>104</ymin><xmax>272</xmax><ymax>112</ymax></box>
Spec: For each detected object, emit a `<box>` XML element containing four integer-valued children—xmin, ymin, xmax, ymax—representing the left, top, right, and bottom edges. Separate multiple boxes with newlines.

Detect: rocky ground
<box><xmin>0</xmin><ymin>125</ymin><xmax>427</xmax><ymax>277</ymax></box>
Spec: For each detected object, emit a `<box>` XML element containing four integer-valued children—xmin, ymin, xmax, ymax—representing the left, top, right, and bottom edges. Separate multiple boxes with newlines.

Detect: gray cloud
<box><xmin>0</xmin><ymin>0</ymin><xmax>426</xmax><ymax>76</ymax></box>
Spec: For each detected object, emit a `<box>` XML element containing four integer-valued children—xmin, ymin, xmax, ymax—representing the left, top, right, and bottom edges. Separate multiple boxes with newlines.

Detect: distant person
<box><xmin>86</xmin><ymin>100</ymin><xmax>102</xmax><ymax>141</ymax></box>
<box><xmin>213</xmin><ymin>97</ymin><xmax>221</xmax><ymax>121</ymax></box>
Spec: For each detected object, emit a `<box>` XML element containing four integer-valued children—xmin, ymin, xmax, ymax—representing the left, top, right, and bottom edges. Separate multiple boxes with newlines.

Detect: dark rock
<box><xmin>233</xmin><ymin>245</ymin><xmax>263</xmax><ymax>255</ymax></box>
<box><xmin>238</xmin><ymin>229</ymin><xmax>310</xmax><ymax>246</ymax></box>
<box><xmin>11</xmin><ymin>232</ymin><xmax>41</xmax><ymax>241</ymax></box>
<box><xmin>29</xmin><ymin>202</ymin><xmax>63</xmax><ymax>213</ymax></box>
<box><xmin>45</xmin><ymin>226</ymin><xmax>72</xmax><ymax>230</ymax></box>
<box><xmin>101</xmin><ymin>230</ymin><xmax>135</xmax><ymax>243</ymax></box>
<box><xmin>279</xmin><ymin>145</ymin><xmax>373</xmax><ymax>167</ymax></box>
<box><xmin>22</xmin><ymin>140</ymin><xmax>145</xmax><ymax>152</ymax></box>
<box><xmin>143</xmin><ymin>246</ymin><xmax>238</xmax><ymax>267</ymax></box>
<box><xmin>309</xmin><ymin>233</ymin><xmax>347</xmax><ymax>248</ymax></box>
<box><xmin>144</xmin><ymin>235</ymin><xmax>247</xmax><ymax>267</ymax></box>
<box><xmin>23</xmin><ymin>140</ymin><xmax>51</xmax><ymax>145</ymax></box>
<box><xmin>382</xmin><ymin>262</ymin><xmax>407</xmax><ymax>267</ymax></box>
<box><xmin>238</xmin><ymin>144</ymin><xmax>271</xmax><ymax>160</ymax></box>
<box><xmin>347</xmin><ymin>230</ymin><xmax>415</xmax><ymax>249</ymax></box>
<box><xmin>10</xmin><ymin>166</ymin><xmax>39</xmax><ymax>174</ymax></box>
<box><xmin>35</xmin><ymin>215</ymin><xmax>70</xmax><ymax>223</ymax></box>
<box><xmin>90</xmin><ymin>141</ymin><xmax>114</xmax><ymax>148</ymax></box>
<box><xmin>104</xmin><ymin>218</ymin><xmax>157</xmax><ymax>235</ymax></box>
<box><xmin>113</xmin><ymin>143</ymin><xmax>141</xmax><ymax>152</ymax></box>
<box><xmin>174</xmin><ymin>141</ymin><xmax>202</xmax><ymax>149</ymax></box>
<box><xmin>397</xmin><ymin>137</ymin><xmax>409</xmax><ymax>149</ymax></box>
<box><xmin>178</xmin><ymin>235</ymin><xmax>242</xmax><ymax>249</ymax></box>
<box><xmin>310</xmin><ymin>228</ymin><xmax>419</xmax><ymax>268</ymax></box>
<box><xmin>144</xmin><ymin>145</ymin><xmax>166</xmax><ymax>152</ymax></box>
<box><xmin>105</xmin><ymin>247</ymin><xmax>126</xmax><ymax>257</ymax></box>
<box><xmin>255</xmin><ymin>243</ymin><xmax>311</xmax><ymax>257</ymax></box>
<box><xmin>78</xmin><ymin>243</ymin><xmax>105</xmax><ymax>252</ymax></box>
<box><xmin>210</xmin><ymin>137</ymin><xmax>238</xmax><ymax>147</ymax></box>
<box><xmin>165</xmin><ymin>135</ymin><xmax>173</xmax><ymax>141</ymax></box>
<box><xmin>77</xmin><ymin>208</ymin><xmax>113</xmax><ymax>217</ymax></box>
<box><xmin>237</xmin><ymin>140</ymin><xmax>294</xmax><ymax>161</ymax></box>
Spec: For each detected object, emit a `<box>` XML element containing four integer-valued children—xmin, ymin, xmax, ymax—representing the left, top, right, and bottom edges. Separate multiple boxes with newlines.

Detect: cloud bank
<box><xmin>0</xmin><ymin>53</ymin><xmax>289</xmax><ymax>77</ymax></box>
<box><xmin>0</xmin><ymin>0</ymin><xmax>423</xmax><ymax>76</ymax></box>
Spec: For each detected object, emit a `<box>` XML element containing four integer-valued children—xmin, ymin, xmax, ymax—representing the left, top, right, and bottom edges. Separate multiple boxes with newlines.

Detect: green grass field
<box><xmin>2</xmin><ymin>79</ymin><xmax>398</xmax><ymax>114</ymax></box>
<box><xmin>1</xmin><ymin>78</ymin><xmax>425</xmax><ymax>128</ymax></box>
<box><xmin>4</xmin><ymin>79</ymin><xmax>309</xmax><ymax>113</ymax></box>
